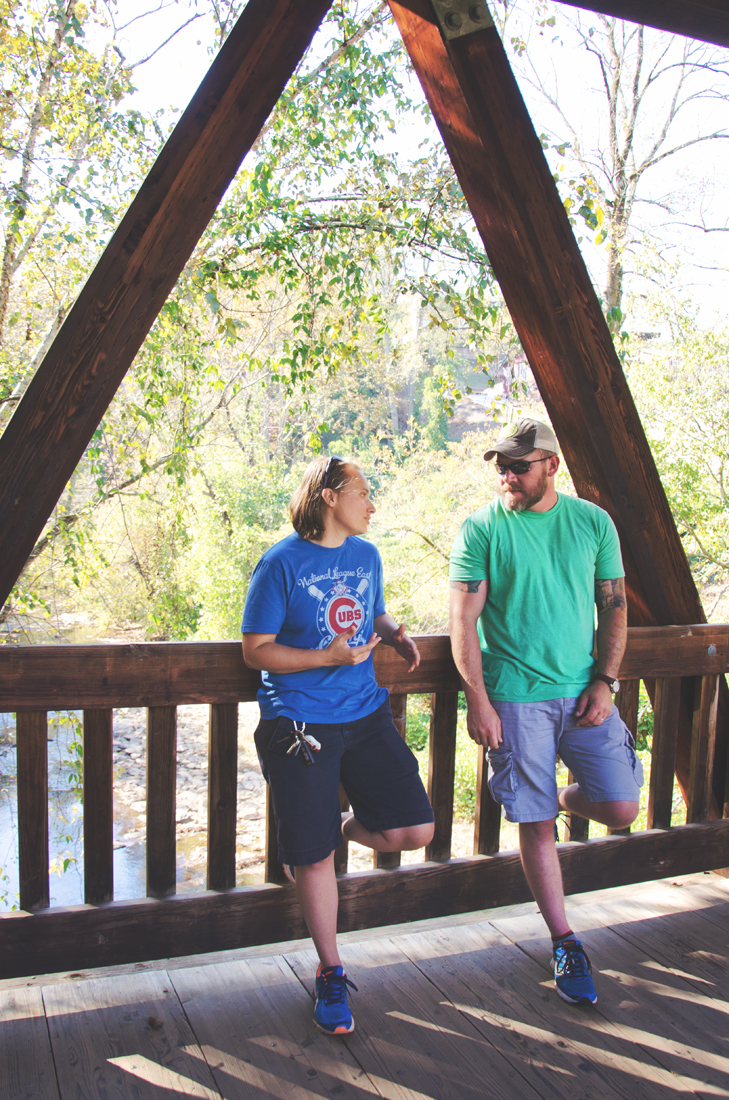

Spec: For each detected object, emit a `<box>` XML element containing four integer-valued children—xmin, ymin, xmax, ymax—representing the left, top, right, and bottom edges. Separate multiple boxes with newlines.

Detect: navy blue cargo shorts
<box><xmin>254</xmin><ymin>697</ymin><xmax>434</xmax><ymax>867</ymax></box>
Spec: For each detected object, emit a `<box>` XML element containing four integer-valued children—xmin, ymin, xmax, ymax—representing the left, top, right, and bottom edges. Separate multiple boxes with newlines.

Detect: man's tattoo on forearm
<box><xmin>595</xmin><ymin>577</ymin><xmax>627</xmax><ymax>613</ymax></box>
<box><xmin>450</xmin><ymin>579</ymin><xmax>483</xmax><ymax>593</ymax></box>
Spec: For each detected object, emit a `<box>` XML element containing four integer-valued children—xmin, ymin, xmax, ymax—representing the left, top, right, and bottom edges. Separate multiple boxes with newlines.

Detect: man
<box><xmin>242</xmin><ymin>455</ymin><xmax>433</xmax><ymax>1035</ymax></box>
<box><xmin>449</xmin><ymin>418</ymin><xmax>642</xmax><ymax>1005</ymax></box>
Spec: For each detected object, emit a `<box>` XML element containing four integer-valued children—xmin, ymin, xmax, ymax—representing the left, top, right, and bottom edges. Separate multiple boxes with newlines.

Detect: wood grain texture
<box><xmin>0</xmin><ymin>628</ymin><xmax>726</xmax><ymax>712</ymax></box>
<box><xmin>0</xmin><ymin>0</ymin><xmax>334</xmax><ymax>611</ymax></box>
<box><xmin>474</xmin><ymin>745</ymin><xmax>501</xmax><ymax>855</ymax></box>
<box><xmin>43</xmin><ymin>970</ymin><xmax>219</xmax><ymax>1100</ymax></box>
<box><xmin>554</xmin><ymin>0</ymin><xmax>729</xmax><ymax>49</ymax></box>
<box><xmin>16</xmin><ymin>712</ymin><xmax>48</xmax><ymax>912</ymax></box>
<box><xmin>375</xmin><ymin>691</ymin><xmax>408</xmax><ymax>869</ymax></box>
<box><xmin>287</xmin><ymin>938</ymin><xmax>543</xmax><ymax>1100</ymax></box>
<box><xmin>146</xmin><ymin>706</ymin><xmax>176</xmax><ymax>899</ymax></box>
<box><xmin>565</xmin><ymin>771</ymin><xmax>590</xmax><ymax>842</ymax></box>
<box><xmin>425</xmin><ymin>690</ymin><xmax>458</xmax><ymax>861</ymax></box>
<box><xmin>388</xmin><ymin>0</ymin><xmax>728</xmax><ymax>811</ymax></box>
<box><xmin>687</xmin><ymin>674</ymin><xmax>719</xmax><ymax>823</ymax></box>
<box><xmin>170</xmin><ymin>955</ymin><xmax>371</xmax><ymax>1099</ymax></box>
<box><xmin>264</xmin><ymin>784</ymin><xmax>288</xmax><ymax>885</ymax></box>
<box><xmin>648</xmin><ymin>678</ymin><xmax>682</xmax><ymax>829</ymax></box>
<box><xmin>399</xmin><ymin>922</ymin><xmax>691</xmax><ymax>1100</ymax></box>
<box><xmin>1</xmin><ymin>820</ymin><xmax>728</xmax><ymax>978</ymax></box>
<box><xmin>617</xmin><ymin>677</ymin><xmax>640</xmax><ymax>732</ymax></box>
<box><xmin>206</xmin><ymin>702</ymin><xmax>238</xmax><ymax>891</ymax></box>
<box><xmin>0</xmin><ymin>987</ymin><xmax>59</xmax><ymax>1100</ymax></box>
<box><xmin>83</xmin><ymin>708</ymin><xmax>114</xmax><ymax>904</ymax></box>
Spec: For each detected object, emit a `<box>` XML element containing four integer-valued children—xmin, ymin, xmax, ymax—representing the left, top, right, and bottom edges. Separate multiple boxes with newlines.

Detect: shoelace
<box><xmin>555</xmin><ymin>940</ymin><xmax>592</xmax><ymax>979</ymax></box>
<box><xmin>319</xmin><ymin>969</ymin><xmax>358</xmax><ymax>1005</ymax></box>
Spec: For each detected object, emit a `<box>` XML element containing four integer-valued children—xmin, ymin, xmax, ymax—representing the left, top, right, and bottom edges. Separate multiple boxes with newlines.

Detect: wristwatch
<box><xmin>593</xmin><ymin>673</ymin><xmax>620</xmax><ymax>693</ymax></box>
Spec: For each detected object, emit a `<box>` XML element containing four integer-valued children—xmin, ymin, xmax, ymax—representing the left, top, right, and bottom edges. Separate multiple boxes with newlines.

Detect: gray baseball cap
<box><xmin>484</xmin><ymin>418</ymin><xmax>559</xmax><ymax>461</ymax></box>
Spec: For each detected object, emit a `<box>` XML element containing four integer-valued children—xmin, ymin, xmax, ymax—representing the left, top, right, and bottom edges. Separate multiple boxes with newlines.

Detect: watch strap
<box><xmin>593</xmin><ymin>673</ymin><xmax>619</xmax><ymax>691</ymax></box>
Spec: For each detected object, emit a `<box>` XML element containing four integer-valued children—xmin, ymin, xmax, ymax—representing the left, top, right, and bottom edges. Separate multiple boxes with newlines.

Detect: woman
<box><xmin>241</xmin><ymin>455</ymin><xmax>434</xmax><ymax>1035</ymax></box>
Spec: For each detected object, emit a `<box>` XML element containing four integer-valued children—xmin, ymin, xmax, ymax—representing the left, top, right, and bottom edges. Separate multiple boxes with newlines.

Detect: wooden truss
<box><xmin>0</xmin><ymin>0</ymin><xmax>727</xmax><ymax>807</ymax></box>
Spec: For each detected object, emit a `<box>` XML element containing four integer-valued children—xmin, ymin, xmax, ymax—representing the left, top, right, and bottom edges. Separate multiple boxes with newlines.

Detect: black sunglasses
<box><xmin>495</xmin><ymin>457</ymin><xmax>549</xmax><ymax>476</ymax></box>
<box><xmin>322</xmin><ymin>455</ymin><xmax>343</xmax><ymax>490</ymax></box>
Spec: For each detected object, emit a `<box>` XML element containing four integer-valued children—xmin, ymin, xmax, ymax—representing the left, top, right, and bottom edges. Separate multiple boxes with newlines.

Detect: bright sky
<box><xmin>115</xmin><ymin>0</ymin><xmax>729</xmax><ymax>331</ymax></box>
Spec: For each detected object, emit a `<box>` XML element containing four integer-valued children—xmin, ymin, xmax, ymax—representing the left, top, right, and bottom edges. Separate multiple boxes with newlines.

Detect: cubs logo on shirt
<box><xmin>308</xmin><ymin>577</ymin><xmax>370</xmax><ymax>647</ymax></box>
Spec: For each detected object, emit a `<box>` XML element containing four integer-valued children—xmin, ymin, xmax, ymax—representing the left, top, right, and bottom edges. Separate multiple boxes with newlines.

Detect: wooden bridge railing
<box><xmin>1</xmin><ymin>625</ymin><xmax>728</xmax><ymax>979</ymax></box>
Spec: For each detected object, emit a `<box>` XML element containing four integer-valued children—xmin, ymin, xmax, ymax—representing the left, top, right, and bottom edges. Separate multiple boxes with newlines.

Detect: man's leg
<box><xmin>558</xmin><ymin>786</ymin><xmax>638</xmax><ymax>831</ymax></box>
<box><xmin>518</xmin><ymin>818</ymin><xmax>571</xmax><ymax>938</ymax></box>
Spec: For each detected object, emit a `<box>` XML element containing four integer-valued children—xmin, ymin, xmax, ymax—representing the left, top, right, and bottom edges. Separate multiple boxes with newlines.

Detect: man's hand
<box><xmin>390</xmin><ymin>622</ymin><xmax>420</xmax><ymax>672</ymax></box>
<box><xmin>325</xmin><ymin>624</ymin><xmax>381</xmax><ymax>666</ymax></box>
<box><xmin>575</xmin><ymin>680</ymin><xmax>613</xmax><ymax>727</ymax></box>
<box><xmin>466</xmin><ymin>696</ymin><xmax>503</xmax><ymax>749</ymax></box>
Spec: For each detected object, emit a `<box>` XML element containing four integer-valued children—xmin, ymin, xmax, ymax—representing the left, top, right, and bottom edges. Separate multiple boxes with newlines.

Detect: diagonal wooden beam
<box><xmin>388</xmin><ymin>0</ymin><xmax>727</xmax><ymax>810</ymax></box>
<box><xmin>0</xmin><ymin>0</ymin><xmax>332</xmax><ymax>610</ymax></box>
<box><xmin>555</xmin><ymin>0</ymin><xmax>729</xmax><ymax>50</ymax></box>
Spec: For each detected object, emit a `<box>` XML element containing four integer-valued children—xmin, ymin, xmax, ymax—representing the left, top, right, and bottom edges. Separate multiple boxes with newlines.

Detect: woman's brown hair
<box><xmin>289</xmin><ymin>456</ymin><xmax>354</xmax><ymax>542</ymax></box>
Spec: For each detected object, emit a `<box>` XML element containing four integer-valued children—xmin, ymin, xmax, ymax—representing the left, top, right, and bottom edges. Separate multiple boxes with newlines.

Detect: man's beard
<box><xmin>500</xmin><ymin>465</ymin><xmax>549</xmax><ymax>512</ymax></box>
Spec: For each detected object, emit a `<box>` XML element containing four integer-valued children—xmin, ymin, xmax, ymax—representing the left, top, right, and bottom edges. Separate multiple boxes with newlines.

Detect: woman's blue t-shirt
<box><xmin>241</xmin><ymin>532</ymin><xmax>388</xmax><ymax>722</ymax></box>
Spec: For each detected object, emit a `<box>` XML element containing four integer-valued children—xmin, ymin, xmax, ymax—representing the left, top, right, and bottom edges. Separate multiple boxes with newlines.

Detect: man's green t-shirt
<box><xmin>449</xmin><ymin>493</ymin><xmax>624</xmax><ymax>702</ymax></box>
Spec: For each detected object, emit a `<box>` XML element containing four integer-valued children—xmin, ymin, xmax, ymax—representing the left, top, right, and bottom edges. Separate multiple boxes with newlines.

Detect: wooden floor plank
<box><xmin>169</xmin><ymin>954</ymin><xmax>381</xmax><ymax>1100</ymax></box>
<box><xmin>286</xmin><ymin>940</ymin><xmax>543</xmax><ymax>1100</ymax></box>
<box><xmin>43</xmin><ymin>970</ymin><xmax>221</xmax><ymax>1099</ymax></box>
<box><xmin>397</xmin><ymin>922</ymin><xmax>699</xmax><ymax>1100</ymax></box>
<box><xmin>579</xmin><ymin>900</ymin><xmax>729</xmax><ymax>1002</ymax></box>
<box><xmin>0</xmin><ymin>987</ymin><xmax>60</xmax><ymax>1100</ymax></box>
<box><xmin>486</xmin><ymin>909</ymin><xmax>729</xmax><ymax>1099</ymax></box>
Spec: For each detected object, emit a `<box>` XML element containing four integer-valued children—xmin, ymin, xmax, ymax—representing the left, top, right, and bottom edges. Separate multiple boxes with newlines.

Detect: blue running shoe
<box><xmin>553</xmin><ymin>937</ymin><xmax>597</xmax><ymax>1005</ymax></box>
<box><xmin>314</xmin><ymin>965</ymin><xmax>357</xmax><ymax>1035</ymax></box>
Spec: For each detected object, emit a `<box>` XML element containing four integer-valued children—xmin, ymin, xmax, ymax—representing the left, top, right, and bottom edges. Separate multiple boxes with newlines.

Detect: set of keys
<box><xmin>283</xmin><ymin>722</ymin><xmax>321</xmax><ymax>767</ymax></box>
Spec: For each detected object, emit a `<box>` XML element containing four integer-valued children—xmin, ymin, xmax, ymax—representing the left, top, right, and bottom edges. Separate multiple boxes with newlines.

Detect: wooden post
<box><xmin>146</xmin><ymin>706</ymin><xmax>177</xmax><ymax>899</ymax></box>
<box><xmin>554</xmin><ymin>0</ymin><xmax>729</xmax><ymax>49</ymax></box>
<box><xmin>474</xmin><ymin>745</ymin><xmax>501</xmax><ymax>855</ymax></box>
<box><xmin>609</xmin><ymin>678</ymin><xmax>641</xmax><ymax>835</ymax></box>
<box><xmin>0</xmin><ymin>0</ymin><xmax>333</xmax><ymax>612</ymax></box>
<box><xmin>265</xmin><ymin>786</ymin><xmax>288</xmax><ymax>886</ymax></box>
<box><xmin>207</xmin><ymin>703</ymin><xmax>238</xmax><ymax>891</ymax></box>
<box><xmin>388</xmin><ymin>1</ymin><xmax>727</xmax><ymax>814</ymax></box>
<box><xmin>647</xmin><ymin>679</ymin><xmax>681</xmax><ymax>829</ymax></box>
<box><xmin>17</xmin><ymin>712</ymin><xmax>49</xmax><ymax>911</ymax></box>
<box><xmin>425</xmin><ymin>691</ymin><xmax>458</xmax><ymax>861</ymax></box>
<box><xmin>375</xmin><ymin>692</ymin><xmax>408</xmax><ymax>870</ymax></box>
<box><xmin>687</xmin><ymin>675</ymin><xmax>719</xmax><ymax>823</ymax></box>
<box><xmin>82</xmin><ymin>708</ymin><xmax>114</xmax><ymax>904</ymax></box>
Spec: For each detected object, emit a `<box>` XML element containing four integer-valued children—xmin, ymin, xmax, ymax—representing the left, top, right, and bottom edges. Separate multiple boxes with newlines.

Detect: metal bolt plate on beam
<box><xmin>431</xmin><ymin>0</ymin><xmax>494</xmax><ymax>40</ymax></box>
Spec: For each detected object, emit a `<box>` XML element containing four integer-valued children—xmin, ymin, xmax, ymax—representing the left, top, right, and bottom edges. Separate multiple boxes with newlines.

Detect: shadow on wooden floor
<box><xmin>1</xmin><ymin>871</ymin><xmax>727</xmax><ymax>1099</ymax></box>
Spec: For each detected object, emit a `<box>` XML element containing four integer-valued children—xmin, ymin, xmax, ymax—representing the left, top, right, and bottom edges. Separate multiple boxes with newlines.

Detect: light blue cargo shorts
<box><xmin>488</xmin><ymin>698</ymin><xmax>644</xmax><ymax>823</ymax></box>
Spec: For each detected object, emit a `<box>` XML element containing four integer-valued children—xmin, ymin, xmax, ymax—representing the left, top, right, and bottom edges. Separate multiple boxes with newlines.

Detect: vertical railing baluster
<box><xmin>17</xmin><ymin>711</ymin><xmax>49</xmax><ymax>911</ymax></box>
<box><xmin>647</xmin><ymin>678</ymin><xmax>681</xmax><ymax>829</ymax></box>
<box><xmin>83</xmin><ymin>708</ymin><xmax>114</xmax><ymax>904</ymax></box>
<box><xmin>265</xmin><ymin>786</ymin><xmax>288</xmax><ymax>885</ymax></box>
<box><xmin>207</xmin><ymin>702</ymin><xmax>238</xmax><ymax>891</ymax></box>
<box><xmin>146</xmin><ymin>705</ymin><xmax>177</xmax><ymax>898</ymax></box>
<box><xmin>609</xmin><ymin>678</ymin><xmax>641</xmax><ymax>835</ymax></box>
<box><xmin>425</xmin><ymin>691</ymin><xmax>458</xmax><ymax>862</ymax></box>
<box><xmin>375</xmin><ymin>692</ymin><xmax>408</xmax><ymax>870</ymax></box>
<box><xmin>687</xmin><ymin>675</ymin><xmax>719</xmax><ymax>824</ymax></box>
<box><xmin>565</xmin><ymin>770</ymin><xmax>589</xmax><ymax>841</ymax></box>
<box><xmin>474</xmin><ymin>745</ymin><xmax>501</xmax><ymax>855</ymax></box>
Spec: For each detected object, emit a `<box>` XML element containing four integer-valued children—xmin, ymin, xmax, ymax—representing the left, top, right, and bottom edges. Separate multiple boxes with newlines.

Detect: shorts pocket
<box><xmin>255</xmin><ymin>717</ymin><xmax>294</xmax><ymax>761</ymax></box>
<box><xmin>488</xmin><ymin>750</ymin><xmax>517</xmax><ymax>806</ymax></box>
<box><xmin>623</xmin><ymin>723</ymin><xmax>645</xmax><ymax>788</ymax></box>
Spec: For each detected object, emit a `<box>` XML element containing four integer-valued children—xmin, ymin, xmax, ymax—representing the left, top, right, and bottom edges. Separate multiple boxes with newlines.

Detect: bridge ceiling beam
<box><xmin>389</xmin><ymin>0</ymin><xmax>727</xmax><ymax>811</ymax></box>
<box><xmin>0</xmin><ymin>0</ymin><xmax>333</xmax><ymax>611</ymax></box>
<box><xmin>555</xmin><ymin>0</ymin><xmax>729</xmax><ymax>49</ymax></box>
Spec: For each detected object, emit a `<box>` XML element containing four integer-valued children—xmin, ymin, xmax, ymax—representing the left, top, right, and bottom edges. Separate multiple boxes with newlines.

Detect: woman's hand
<box><xmin>325</xmin><ymin>624</ymin><xmax>381</xmax><ymax>665</ymax></box>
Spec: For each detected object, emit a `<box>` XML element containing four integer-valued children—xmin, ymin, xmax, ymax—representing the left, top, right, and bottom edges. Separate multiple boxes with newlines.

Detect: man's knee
<box><xmin>382</xmin><ymin>822</ymin><xmax>434</xmax><ymax>850</ymax></box>
<box><xmin>601</xmin><ymin>800</ymin><xmax>639</xmax><ymax>831</ymax></box>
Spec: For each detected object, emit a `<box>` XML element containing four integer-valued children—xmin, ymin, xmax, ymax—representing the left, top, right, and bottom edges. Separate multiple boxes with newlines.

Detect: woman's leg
<box><xmin>342</xmin><ymin>813</ymin><xmax>433</xmax><ymax>852</ymax></box>
<box><xmin>294</xmin><ymin>852</ymin><xmax>342</xmax><ymax>968</ymax></box>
